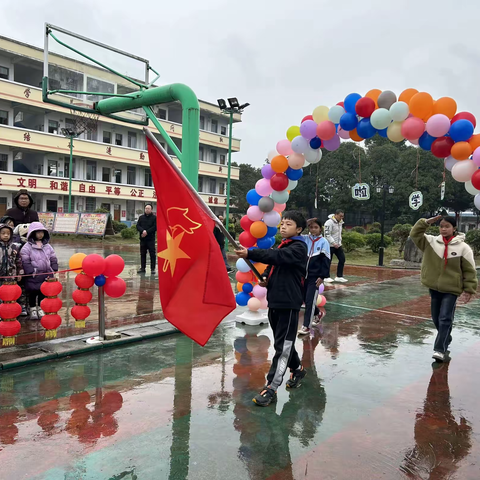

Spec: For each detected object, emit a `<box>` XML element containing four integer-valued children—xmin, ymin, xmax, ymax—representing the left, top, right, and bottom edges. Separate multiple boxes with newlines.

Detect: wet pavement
<box><xmin>1</xmin><ymin>264</ymin><xmax>480</xmax><ymax>479</ymax></box>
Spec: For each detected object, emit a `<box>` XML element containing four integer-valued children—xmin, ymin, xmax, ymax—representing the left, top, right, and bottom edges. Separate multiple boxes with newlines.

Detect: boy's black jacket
<box><xmin>247</xmin><ymin>237</ymin><xmax>307</xmax><ymax>310</ymax></box>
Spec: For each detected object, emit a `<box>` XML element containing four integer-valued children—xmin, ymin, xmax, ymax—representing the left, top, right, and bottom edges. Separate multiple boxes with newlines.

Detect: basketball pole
<box><xmin>68</xmin><ymin>135</ymin><xmax>73</xmax><ymax>213</ymax></box>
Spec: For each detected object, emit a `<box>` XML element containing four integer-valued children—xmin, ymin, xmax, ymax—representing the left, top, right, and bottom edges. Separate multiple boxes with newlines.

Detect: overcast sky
<box><xmin>2</xmin><ymin>0</ymin><xmax>479</xmax><ymax>167</ymax></box>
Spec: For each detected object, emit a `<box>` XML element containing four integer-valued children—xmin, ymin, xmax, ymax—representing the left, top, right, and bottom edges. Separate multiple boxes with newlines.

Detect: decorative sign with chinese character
<box><xmin>53</xmin><ymin>213</ymin><xmax>80</xmax><ymax>234</ymax></box>
<box><xmin>440</xmin><ymin>182</ymin><xmax>445</xmax><ymax>201</ymax></box>
<box><xmin>409</xmin><ymin>191</ymin><xmax>423</xmax><ymax>210</ymax></box>
<box><xmin>77</xmin><ymin>213</ymin><xmax>109</xmax><ymax>237</ymax></box>
<box><xmin>351</xmin><ymin>183</ymin><xmax>370</xmax><ymax>201</ymax></box>
<box><xmin>38</xmin><ymin>213</ymin><xmax>55</xmax><ymax>232</ymax></box>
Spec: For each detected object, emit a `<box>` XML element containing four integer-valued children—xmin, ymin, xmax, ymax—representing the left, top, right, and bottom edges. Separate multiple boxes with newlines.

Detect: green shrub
<box><xmin>275</xmin><ymin>233</ymin><xmax>282</xmax><ymax>246</ymax></box>
<box><xmin>367</xmin><ymin>228</ymin><xmax>381</xmax><ymax>234</ymax></box>
<box><xmin>366</xmin><ymin>222</ymin><xmax>381</xmax><ymax>232</ymax></box>
<box><xmin>94</xmin><ymin>208</ymin><xmax>110</xmax><ymax>214</ymax></box>
<box><xmin>365</xmin><ymin>233</ymin><xmax>392</xmax><ymax>253</ymax></box>
<box><xmin>351</xmin><ymin>226</ymin><xmax>366</xmax><ymax>235</ymax></box>
<box><xmin>426</xmin><ymin>226</ymin><xmax>440</xmax><ymax>236</ymax></box>
<box><xmin>121</xmin><ymin>226</ymin><xmax>137</xmax><ymax>239</ymax></box>
<box><xmin>342</xmin><ymin>231</ymin><xmax>366</xmax><ymax>253</ymax></box>
<box><xmin>389</xmin><ymin>224</ymin><xmax>413</xmax><ymax>254</ymax></box>
<box><xmin>466</xmin><ymin>229</ymin><xmax>480</xmax><ymax>255</ymax></box>
<box><xmin>112</xmin><ymin>220</ymin><xmax>127</xmax><ymax>233</ymax></box>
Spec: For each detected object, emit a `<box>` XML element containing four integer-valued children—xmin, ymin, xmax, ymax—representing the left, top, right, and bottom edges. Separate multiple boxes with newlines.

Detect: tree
<box><xmin>230</xmin><ymin>162</ymin><xmax>262</xmax><ymax>214</ymax></box>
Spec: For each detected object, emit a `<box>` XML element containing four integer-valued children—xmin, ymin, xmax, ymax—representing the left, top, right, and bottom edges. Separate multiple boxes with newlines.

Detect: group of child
<box><xmin>235</xmin><ymin>211</ymin><xmax>477</xmax><ymax>407</ymax></box>
<box><xmin>0</xmin><ymin>217</ymin><xmax>58</xmax><ymax>320</ymax></box>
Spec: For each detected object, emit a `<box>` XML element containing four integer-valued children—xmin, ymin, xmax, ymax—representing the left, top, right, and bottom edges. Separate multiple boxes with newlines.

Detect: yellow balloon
<box><xmin>286</xmin><ymin>126</ymin><xmax>300</xmax><ymax>142</ymax></box>
<box><xmin>387</xmin><ymin>122</ymin><xmax>404</xmax><ymax>143</ymax></box>
<box><xmin>69</xmin><ymin>252</ymin><xmax>86</xmax><ymax>272</ymax></box>
<box><xmin>312</xmin><ymin>106</ymin><xmax>330</xmax><ymax>123</ymax></box>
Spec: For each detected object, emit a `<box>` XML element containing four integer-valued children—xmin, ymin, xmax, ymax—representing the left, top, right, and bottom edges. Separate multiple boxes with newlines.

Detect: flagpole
<box><xmin>144</xmin><ymin>128</ymin><xmax>264</xmax><ymax>281</ymax></box>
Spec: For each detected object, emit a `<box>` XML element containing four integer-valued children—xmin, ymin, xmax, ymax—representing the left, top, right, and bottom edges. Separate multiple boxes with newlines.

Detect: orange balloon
<box><xmin>399</xmin><ymin>88</ymin><xmax>419</xmax><ymax>105</ymax></box>
<box><xmin>350</xmin><ymin>129</ymin><xmax>363</xmax><ymax>142</ymax></box>
<box><xmin>451</xmin><ymin>142</ymin><xmax>472</xmax><ymax>160</ymax></box>
<box><xmin>409</xmin><ymin>92</ymin><xmax>434</xmax><ymax>121</ymax></box>
<box><xmin>236</xmin><ymin>282</ymin><xmax>244</xmax><ymax>292</ymax></box>
<box><xmin>271</xmin><ymin>155</ymin><xmax>289</xmax><ymax>173</ymax></box>
<box><xmin>365</xmin><ymin>89</ymin><xmax>382</xmax><ymax>108</ymax></box>
<box><xmin>469</xmin><ymin>134</ymin><xmax>480</xmax><ymax>151</ymax></box>
<box><xmin>250</xmin><ymin>221</ymin><xmax>268</xmax><ymax>239</ymax></box>
<box><xmin>255</xmin><ymin>263</ymin><xmax>267</xmax><ymax>274</ymax></box>
<box><xmin>433</xmin><ymin>97</ymin><xmax>457</xmax><ymax>119</ymax></box>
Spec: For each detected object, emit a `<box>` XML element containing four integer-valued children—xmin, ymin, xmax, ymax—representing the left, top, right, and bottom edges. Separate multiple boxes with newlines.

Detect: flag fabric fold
<box><xmin>146</xmin><ymin>135</ymin><xmax>236</xmax><ymax>346</ymax></box>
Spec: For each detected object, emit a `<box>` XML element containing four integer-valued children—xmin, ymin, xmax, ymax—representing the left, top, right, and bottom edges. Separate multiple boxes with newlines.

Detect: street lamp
<box><xmin>377</xmin><ymin>184</ymin><xmax>394</xmax><ymax>267</ymax></box>
<box><xmin>217</xmin><ymin>97</ymin><xmax>250</xmax><ymax>245</ymax></box>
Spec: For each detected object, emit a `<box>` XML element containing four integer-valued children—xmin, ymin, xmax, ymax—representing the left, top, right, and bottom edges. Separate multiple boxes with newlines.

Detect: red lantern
<box><xmin>71</xmin><ymin>305</ymin><xmax>91</xmax><ymax>321</ymax></box>
<box><xmin>103</xmin><ymin>255</ymin><xmax>125</xmax><ymax>277</ymax></box>
<box><xmin>41</xmin><ymin>314</ymin><xmax>62</xmax><ymax>338</ymax></box>
<box><xmin>40</xmin><ymin>297</ymin><xmax>62</xmax><ymax>314</ymax></box>
<box><xmin>270</xmin><ymin>173</ymin><xmax>289</xmax><ymax>192</ymax></box>
<box><xmin>75</xmin><ymin>273</ymin><xmax>95</xmax><ymax>289</ymax></box>
<box><xmin>104</xmin><ymin>277</ymin><xmax>127</xmax><ymax>298</ymax></box>
<box><xmin>40</xmin><ymin>280</ymin><xmax>63</xmax><ymax>297</ymax></box>
<box><xmin>72</xmin><ymin>289</ymin><xmax>93</xmax><ymax>305</ymax></box>
<box><xmin>0</xmin><ymin>284</ymin><xmax>21</xmax><ymax>302</ymax></box>
<box><xmin>0</xmin><ymin>320</ymin><xmax>21</xmax><ymax>346</ymax></box>
<box><xmin>0</xmin><ymin>302</ymin><xmax>21</xmax><ymax>320</ymax></box>
<box><xmin>82</xmin><ymin>254</ymin><xmax>106</xmax><ymax>277</ymax></box>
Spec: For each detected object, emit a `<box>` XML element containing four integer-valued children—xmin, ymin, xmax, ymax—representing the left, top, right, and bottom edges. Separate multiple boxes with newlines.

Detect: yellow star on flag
<box><xmin>158</xmin><ymin>231</ymin><xmax>190</xmax><ymax>276</ymax></box>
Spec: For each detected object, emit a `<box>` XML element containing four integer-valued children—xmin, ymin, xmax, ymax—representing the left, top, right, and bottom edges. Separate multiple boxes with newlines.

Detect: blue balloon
<box><xmin>95</xmin><ymin>274</ymin><xmax>106</xmax><ymax>287</ymax></box>
<box><xmin>377</xmin><ymin>128</ymin><xmax>388</xmax><ymax>138</ymax></box>
<box><xmin>269</xmin><ymin>237</ymin><xmax>276</xmax><ymax>248</ymax></box>
<box><xmin>242</xmin><ymin>283</ymin><xmax>253</xmax><ymax>294</ymax></box>
<box><xmin>257</xmin><ymin>236</ymin><xmax>273</xmax><ymax>249</ymax></box>
<box><xmin>309</xmin><ymin>137</ymin><xmax>322</xmax><ymax>149</ymax></box>
<box><xmin>246</xmin><ymin>189</ymin><xmax>262</xmax><ymax>206</ymax></box>
<box><xmin>236</xmin><ymin>292</ymin><xmax>250</xmax><ymax>307</ymax></box>
<box><xmin>449</xmin><ymin>119</ymin><xmax>474</xmax><ymax>143</ymax></box>
<box><xmin>267</xmin><ymin>226</ymin><xmax>277</xmax><ymax>237</ymax></box>
<box><xmin>356</xmin><ymin>118</ymin><xmax>376</xmax><ymax>139</ymax></box>
<box><xmin>339</xmin><ymin>113</ymin><xmax>358</xmax><ymax>132</ymax></box>
<box><xmin>418</xmin><ymin>132</ymin><xmax>435</xmax><ymax>151</ymax></box>
<box><xmin>286</xmin><ymin>167</ymin><xmax>303</xmax><ymax>180</ymax></box>
<box><xmin>344</xmin><ymin>93</ymin><xmax>362</xmax><ymax>114</ymax></box>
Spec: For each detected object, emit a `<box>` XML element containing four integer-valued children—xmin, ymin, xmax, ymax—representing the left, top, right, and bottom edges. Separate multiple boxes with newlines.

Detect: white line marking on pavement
<box><xmin>328</xmin><ymin>302</ymin><xmax>432</xmax><ymax>321</ymax></box>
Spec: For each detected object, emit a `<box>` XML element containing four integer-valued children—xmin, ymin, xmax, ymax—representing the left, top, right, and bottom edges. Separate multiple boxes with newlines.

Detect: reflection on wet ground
<box><xmin>2</xmin><ymin>261</ymin><xmax>480</xmax><ymax>479</ymax></box>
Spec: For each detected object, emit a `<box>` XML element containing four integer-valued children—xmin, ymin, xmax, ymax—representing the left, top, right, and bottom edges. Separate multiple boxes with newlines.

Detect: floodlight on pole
<box><xmin>217</xmin><ymin>99</ymin><xmax>227</xmax><ymax>110</ymax></box>
<box><xmin>227</xmin><ymin>98</ymin><xmax>239</xmax><ymax>109</ymax></box>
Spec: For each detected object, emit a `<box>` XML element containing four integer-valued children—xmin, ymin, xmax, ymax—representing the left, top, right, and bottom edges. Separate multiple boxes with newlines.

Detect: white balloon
<box><xmin>291</xmin><ymin>136</ymin><xmax>310</xmax><ymax>154</ymax></box>
<box><xmin>271</xmin><ymin>189</ymin><xmax>290</xmax><ymax>204</ymax></box>
<box><xmin>304</xmin><ymin>146</ymin><xmax>319</xmax><ymax>163</ymax></box>
<box><xmin>328</xmin><ymin>105</ymin><xmax>345</xmax><ymax>124</ymax></box>
<box><xmin>444</xmin><ymin>156</ymin><xmax>457</xmax><ymax>172</ymax></box>
<box><xmin>465</xmin><ymin>180</ymin><xmax>480</xmax><ymax>195</ymax></box>
<box><xmin>308</xmin><ymin>149</ymin><xmax>323</xmax><ymax>165</ymax></box>
<box><xmin>263</xmin><ymin>210</ymin><xmax>281</xmax><ymax>227</ymax></box>
<box><xmin>475</xmin><ymin>194</ymin><xmax>480</xmax><ymax>210</ymax></box>
<box><xmin>267</xmin><ymin>149</ymin><xmax>279</xmax><ymax>162</ymax></box>
<box><xmin>288</xmin><ymin>179</ymin><xmax>298</xmax><ymax>190</ymax></box>
<box><xmin>451</xmin><ymin>160</ymin><xmax>477</xmax><ymax>182</ymax></box>
<box><xmin>389</xmin><ymin>101</ymin><xmax>409</xmax><ymax>122</ymax></box>
<box><xmin>236</xmin><ymin>258</ymin><xmax>251</xmax><ymax>273</ymax></box>
<box><xmin>370</xmin><ymin>108</ymin><xmax>392</xmax><ymax>130</ymax></box>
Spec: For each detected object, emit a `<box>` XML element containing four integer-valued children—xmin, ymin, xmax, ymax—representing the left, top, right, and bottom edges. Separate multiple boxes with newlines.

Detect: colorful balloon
<box><xmin>451</xmin><ymin>112</ymin><xmax>476</xmax><ymax>128</ymax></box>
<box><xmin>401</xmin><ymin>117</ymin><xmax>425</xmax><ymax>140</ymax></box>
<box><xmin>344</xmin><ymin>93</ymin><xmax>362</xmax><ymax>114</ymax></box>
<box><xmin>433</xmin><ymin>97</ymin><xmax>457</xmax><ymax>119</ymax></box>
<box><xmin>274</xmin><ymin>202</ymin><xmax>286</xmax><ymax>212</ymax></box>
<box><xmin>431</xmin><ymin>136</ymin><xmax>454</xmax><ymax>157</ymax></box>
<box><xmin>240</xmin><ymin>215</ymin><xmax>254</xmax><ymax>231</ymax></box>
<box><xmin>82</xmin><ymin>254</ymin><xmax>106</xmax><ymax>277</ymax></box>
<box><xmin>451</xmin><ymin>160</ymin><xmax>477</xmax><ymax>182</ymax></box>
<box><xmin>248</xmin><ymin>297</ymin><xmax>262</xmax><ymax>312</ymax></box>
<box><xmin>261</xmin><ymin>164</ymin><xmax>275</xmax><ymax>180</ymax></box>
<box><xmin>271</xmin><ymin>190</ymin><xmax>289</xmax><ymax>204</ymax></box>
<box><xmin>286</xmin><ymin>167</ymin><xmax>304</xmax><ymax>180</ymax></box>
<box><xmin>286</xmin><ymin>126</ymin><xmax>300</xmax><ymax>142</ymax></box>
<box><xmin>328</xmin><ymin>105</ymin><xmax>345</xmax><ymax>124</ymax></box>
<box><xmin>309</xmin><ymin>137</ymin><xmax>322</xmax><ymax>149</ymax></box>
<box><xmin>263</xmin><ymin>211</ymin><xmax>281</xmax><ymax>227</ymax></box>
<box><xmin>444</xmin><ymin>156</ymin><xmax>458</xmax><ymax>172</ymax></box>
<box><xmin>472</xmin><ymin>170</ymin><xmax>480</xmax><ymax>190</ymax></box>
<box><xmin>377</xmin><ymin>90</ymin><xmax>397</xmax><ymax>110</ymax></box>
<box><xmin>247</xmin><ymin>206</ymin><xmax>263</xmax><ymax>221</ymax></box>
<box><xmin>255</xmin><ymin>178</ymin><xmax>273</xmax><ymax>197</ymax></box>
<box><xmin>355</xmin><ymin>97</ymin><xmax>375</xmax><ymax>117</ymax></box>
<box><xmin>246</xmin><ymin>189</ymin><xmax>262</xmax><ymax>206</ymax></box>
<box><xmin>316</xmin><ymin>121</ymin><xmax>336</xmax><ymax>140</ymax></box>
<box><xmin>250</xmin><ymin>221</ymin><xmax>268</xmax><ymax>239</ymax></box>
<box><xmin>475</xmin><ymin>194</ymin><xmax>480</xmax><ymax>210</ymax></box>
<box><xmin>389</xmin><ymin>101</ymin><xmax>409</xmax><ymax>122</ymax></box>
<box><xmin>252</xmin><ymin>285</ymin><xmax>267</xmax><ymax>298</ymax></box>
<box><xmin>103</xmin><ymin>254</ymin><xmax>125</xmax><ymax>277</ymax></box>
<box><xmin>370</xmin><ymin>108</ymin><xmax>392</xmax><ymax>130</ymax></box>
<box><xmin>270</xmin><ymin>173</ymin><xmax>289</xmax><ymax>191</ymax></box>
<box><xmin>465</xmin><ymin>181</ymin><xmax>480</xmax><ymax>195</ymax></box>
<box><xmin>276</xmin><ymin>140</ymin><xmax>293</xmax><ymax>156</ymax></box>
<box><xmin>288</xmin><ymin>153</ymin><xmax>305</xmax><ymax>169</ymax></box>
<box><xmin>312</xmin><ymin>106</ymin><xmax>330</xmax><ymax>123</ymax></box>
<box><xmin>426</xmin><ymin>114</ymin><xmax>450</xmax><ymax>138</ymax></box>
<box><xmin>291</xmin><ymin>136</ymin><xmax>310</xmax><ymax>154</ymax></box>
<box><xmin>399</xmin><ymin>88</ymin><xmax>419</xmax><ymax>105</ymax></box>
<box><xmin>349</xmin><ymin>129</ymin><xmax>363</xmax><ymax>142</ymax></box>
<box><xmin>418</xmin><ymin>132</ymin><xmax>436</xmax><ymax>151</ymax></box>
<box><xmin>338</xmin><ymin>127</ymin><xmax>350</xmax><ymax>139</ymax></box>
<box><xmin>473</xmin><ymin>148</ymin><xmax>480</xmax><ymax>167</ymax></box>
<box><xmin>365</xmin><ymin>88</ymin><xmax>382</xmax><ymax>108</ymax></box>
<box><xmin>300</xmin><ymin>120</ymin><xmax>318</xmax><ymax>140</ymax></box>
<box><xmin>242</xmin><ymin>283</ymin><xmax>253</xmax><ymax>294</ymax></box>
<box><xmin>236</xmin><ymin>258</ymin><xmax>251</xmax><ymax>273</ymax></box>
<box><xmin>258</xmin><ymin>196</ymin><xmax>274</xmax><ymax>212</ymax></box>
<box><xmin>69</xmin><ymin>253</ymin><xmax>87</xmax><ymax>272</ymax></box>
<box><xmin>323</xmin><ymin>135</ymin><xmax>340</xmax><ymax>151</ymax></box>
<box><xmin>356</xmin><ymin>118</ymin><xmax>376</xmax><ymax>139</ymax></box>
<box><xmin>104</xmin><ymin>277</ymin><xmax>126</xmax><ymax>298</ymax></box>
<box><xmin>271</xmin><ymin>155</ymin><xmax>289</xmax><ymax>173</ymax></box>
<box><xmin>449</xmin><ymin>119</ymin><xmax>474</xmax><ymax>142</ymax></box>
<box><xmin>451</xmin><ymin>142</ymin><xmax>472</xmax><ymax>161</ymax></box>
<box><xmin>387</xmin><ymin>122</ymin><xmax>404</xmax><ymax>142</ymax></box>
<box><xmin>235</xmin><ymin>292</ymin><xmax>250</xmax><ymax>307</ymax></box>
<box><xmin>239</xmin><ymin>231</ymin><xmax>257</xmax><ymax>248</ymax></box>
<box><xmin>409</xmin><ymin>92</ymin><xmax>434</xmax><ymax>121</ymax></box>
<box><xmin>339</xmin><ymin>113</ymin><xmax>358</xmax><ymax>131</ymax></box>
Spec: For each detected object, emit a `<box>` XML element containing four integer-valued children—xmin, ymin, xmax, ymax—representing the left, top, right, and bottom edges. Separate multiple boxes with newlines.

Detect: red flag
<box><xmin>146</xmin><ymin>136</ymin><xmax>236</xmax><ymax>346</ymax></box>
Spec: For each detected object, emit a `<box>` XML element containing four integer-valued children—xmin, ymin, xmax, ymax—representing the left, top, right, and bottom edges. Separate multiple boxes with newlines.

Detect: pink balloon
<box><xmin>426</xmin><ymin>114</ymin><xmax>450</xmax><ymax>137</ymax></box>
<box><xmin>273</xmin><ymin>202</ymin><xmax>286</xmax><ymax>212</ymax></box>
<box><xmin>316</xmin><ymin>121</ymin><xmax>336</xmax><ymax>141</ymax></box>
<box><xmin>338</xmin><ymin>127</ymin><xmax>350</xmax><ymax>139</ymax></box>
<box><xmin>248</xmin><ymin>297</ymin><xmax>262</xmax><ymax>312</ymax></box>
<box><xmin>409</xmin><ymin>138</ymin><xmax>419</xmax><ymax>145</ymax></box>
<box><xmin>252</xmin><ymin>285</ymin><xmax>267</xmax><ymax>298</ymax></box>
<box><xmin>300</xmin><ymin>120</ymin><xmax>318</xmax><ymax>140</ymax></box>
<box><xmin>255</xmin><ymin>178</ymin><xmax>273</xmax><ymax>196</ymax></box>
<box><xmin>401</xmin><ymin>117</ymin><xmax>425</xmax><ymax>141</ymax></box>
<box><xmin>247</xmin><ymin>205</ymin><xmax>263</xmax><ymax>221</ymax></box>
<box><xmin>276</xmin><ymin>139</ymin><xmax>293</xmax><ymax>156</ymax></box>
<box><xmin>473</xmin><ymin>147</ymin><xmax>480</xmax><ymax>167</ymax></box>
<box><xmin>323</xmin><ymin>134</ymin><xmax>340</xmax><ymax>151</ymax></box>
<box><xmin>288</xmin><ymin>153</ymin><xmax>305</xmax><ymax>169</ymax></box>
<box><xmin>259</xmin><ymin>297</ymin><xmax>268</xmax><ymax>309</ymax></box>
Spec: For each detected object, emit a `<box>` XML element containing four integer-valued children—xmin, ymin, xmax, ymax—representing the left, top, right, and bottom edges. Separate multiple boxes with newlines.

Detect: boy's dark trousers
<box><xmin>267</xmin><ymin>308</ymin><xmax>301</xmax><ymax>390</ymax></box>
<box><xmin>140</xmin><ymin>238</ymin><xmax>156</xmax><ymax>271</ymax></box>
<box><xmin>330</xmin><ymin>246</ymin><xmax>345</xmax><ymax>277</ymax></box>
<box><xmin>430</xmin><ymin>289</ymin><xmax>458</xmax><ymax>353</ymax></box>
<box><xmin>303</xmin><ymin>276</ymin><xmax>320</xmax><ymax>328</ymax></box>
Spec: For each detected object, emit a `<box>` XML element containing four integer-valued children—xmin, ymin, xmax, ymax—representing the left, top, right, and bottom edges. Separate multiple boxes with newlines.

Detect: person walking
<box><xmin>410</xmin><ymin>215</ymin><xmax>477</xmax><ymax>363</ymax></box>
<box><xmin>5</xmin><ymin>189</ymin><xmax>39</xmax><ymax>226</ymax></box>
<box><xmin>136</xmin><ymin>204</ymin><xmax>157</xmax><ymax>274</ymax></box>
<box><xmin>324</xmin><ymin>209</ymin><xmax>347</xmax><ymax>283</ymax></box>
<box><xmin>214</xmin><ymin>215</ymin><xmax>232</xmax><ymax>272</ymax></box>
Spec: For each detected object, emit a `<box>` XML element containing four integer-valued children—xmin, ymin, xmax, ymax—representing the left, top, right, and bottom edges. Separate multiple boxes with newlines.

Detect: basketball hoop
<box><xmin>64</xmin><ymin>108</ymin><xmax>99</xmax><ymax>137</ymax></box>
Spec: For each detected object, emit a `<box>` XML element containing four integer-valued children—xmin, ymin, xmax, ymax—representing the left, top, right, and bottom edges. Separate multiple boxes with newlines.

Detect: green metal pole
<box><xmin>225</xmin><ymin>112</ymin><xmax>234</xmax><ymax>248</ymax></box>
<box><xmin>68</xmin><ymin>135</ymin><xmax>73</xmax><ymax>213</ymax></box>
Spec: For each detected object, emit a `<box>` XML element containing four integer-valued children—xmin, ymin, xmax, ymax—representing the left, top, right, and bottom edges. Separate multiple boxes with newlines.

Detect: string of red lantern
<box><xmin>40</xmin><ymin>278</ymin><xmax>63</xmax><ymax>339</ymax></box>
<box><xmin>71</xmin><ymin>272</ymin><xmax>94</xmax><ymax>328</ymax></box>
<box><xmin>0</xmin><ymin>283</ymin><xmax>22</xmax><ymax>346</ymax></box>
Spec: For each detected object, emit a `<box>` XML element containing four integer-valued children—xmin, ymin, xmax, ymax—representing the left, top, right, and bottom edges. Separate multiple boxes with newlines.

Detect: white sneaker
<box><xmin>38</xmin><ymin>308</ymin><xmax>45</xmax><ymax>318</ymax></box>
<box><xmin>30</xmin><ymin>308</ymin><xmax>39</xmax><ymax>320</ymax></box>
<box><xmin>324</xmin><ymin>278</ymin><xmax>334</xmax><ymax>283</ymax></box>
<box><xmin>335</xmin><ymin>277</ymin><xmax>348</xmax><ymax>283</ymax></box>
<box><xmin>432</xmin><ymin>351</ymin><xmax>446</xmax><ymax>362</ymax></box>
<box><xmin>312</xmin><ymin>316</ymin><xmax>321</xmax><ymax>327</ymax></box>
<box><xmin>297</xmin><ymin>326</ymin><xmax>310</xmax><ymax>335</ymax></box>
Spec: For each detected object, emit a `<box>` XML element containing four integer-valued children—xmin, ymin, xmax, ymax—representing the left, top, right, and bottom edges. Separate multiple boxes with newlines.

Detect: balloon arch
<box><xmin>235</xmin><ymin>88</ymin><xmax>480</xmax><ymax>311</ymax></box>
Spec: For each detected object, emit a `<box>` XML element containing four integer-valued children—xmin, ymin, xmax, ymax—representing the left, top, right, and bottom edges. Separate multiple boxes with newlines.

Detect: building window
<box><xmin>209</xmin><ymin>179</ymin><xmax>216</xmax><ymax>194</ymax></box>
<box><xmin>63</xmin><ymin>196</ymin><xmax>75</xmax><ymax>213</ymax></box>
<box><xmin>0</xmin><ymin>154</ymin><xmax>7</xmax><ymax>171</ymax></box>
<box><xmin>128</xmin><ymin>131</ymin><xmax>137</xmax><ymax>149</ymax></box>
<box><xmin>127</xmin><ymin>166</ymin><xmax>136</xmax><ymax>185</ymax></box>
<box><xmin>220</xmin><ymin>154</ymin><xmax>226</xmax><ymax>165</ymax></box>
<box><xmin>157</xmin><ymin>108</ymin><xmax>167</xmax><ymax>120</ymax></box>
<box><xmin>219</xmin><ymin>182</ymin><xmax>225</xmax><ymax>195</ymax></box>
<box><xmin>48</xmin><ymin>120</ymin><xmax>59</xmax><ymax>134</ymax></box>
<box><xmin>46</xmin><ymin>200</ymin><xmax>57</xmax><ymax>212</ymax></box>
<box><xmin>87</xmin><ymin>130</ymin><xmax>98</xmax><ymax>142</ymax></box>
<box><xmin>200</xmin><ymin>115</ymin><xmax>205</xmax><ymax>130</ymax></box>
<box><xmin>48</xmin><ymin>160</ymin><xmax>58</xmax><ymax>176</ymax></box>
<box><xmin>103</xmin><ymin>131</ymin><xmax>111</xmax><ymax>144</ymax></box>
<box><xmin>0</xmin><ymin>110</ymin><xmax>8</xmax><ymax>125</ymax></box>
<box><xmin>211</xmin><ymin>150</ymin><xmax>217</xmax><ymax>164</ymax></box>
<box><xmin>115</xmin><ymin>133</ymin><xmax>123</xmax><ymax>146</ymax></box>
<box><xmin>221</xmin><ymin>126</ymin><xmax>227</xmax><ymax>136</ymax></box>
<box><xmin>199</xmin><ymin>146</ymin><xmax>204</xmax><ymax>161</ymax></box>
<box><xmin>198</xmin><ymin>176</ymin><xmax>204</xmax><ymax>192</ymax></box>
<box><xmin>211</xmin><ymin>119</ymin><xmax>218</xmax><ymax>133</ymax></box>
<box><xmin>64</xmin><ymin>157</ymin><xmax>76</xmax><ymax>179</ymax></box>
<box><xmin>113</xmin><ymin>169</ymin><xmax>122</xmax><ymax>183</ymax></box>
<box><xmin>126</xmin><ymin>200</ymin><xmax>135</xmax><ymax>221</ymax></box>
<box><xmin>85</xmin><ymin>197</ymin><xmax>96</xmax><ymax>212</ymax></box>
<box><xmin>145</xmin><ymin>168</ymin><xmax>152</xmax><ymax>187</ymax></box>
<box><xmin>0</xmin><ymin>66</ymin><xmax>8</xmax><ymax>80</ymax></box>
<box><xmin>86</xmin><ymin>160</ymin><xmax>97</xmax><ymax>181</ymax></box>
<box><xmin>102</xmin><ymin>167</ymin><xmax>111</xmax><ymax>182</ymax></box>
